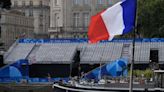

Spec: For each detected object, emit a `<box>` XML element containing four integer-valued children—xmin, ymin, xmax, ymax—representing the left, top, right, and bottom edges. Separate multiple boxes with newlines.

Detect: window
<box><xmin>97</xmin><ymin>0</ymin><xmax>104</xmax><ymax>5</ymax></box>
<box><xmin>54</xmin><ymin>13</ymin><xmax>57</xmax><ymax>27</ymax></box>
<box><xmin>22</xmin><ymin>1</ymin><xmax>25</xmax><ymax>6</ymax></box>
<box><xmin>14</xmin><ymin>1</ymin><xmax>18</xmax><ymax>6</ymax></box>
<box><xmin>54</xmin><ymin>13</ymin><xmax>59</xmax><ymax>27</ymax></box>
<box><xmin>74</xmin><ymin>0</ymin><xmax>77</xmax><ymax>5</ymax></box>
<box><xmin>54</xmin><ymin>0</ymin><xmax>58</xmax><ymax>5</ymax></box>
<box><xmin>83</xmin><ymin>13</ymin><xmax>89</xmax><ymax>28</ymax></box>
<box><xmin>108</xmin><ymin>0</ymin><xmax>114</xmax><ymax>5</ymax></box>
<box><xmin>39</xmin><ymin>1</ymin><xmax>42</xmax><ymax>6</ymax></box>
<box><xmin>29</xmin><ymin>9</ymin><xmax>33</xmax><ymax>16</ymax></box>
<box><xmin>0</xmin><ymin>26</ymin><xmax>1</xmax><ymax>38</ymax></box>
<box><xmin>30</xmin><ymin>1</ymin><xmax>33</xmax><ymax>6</ymax></box>
<box><xmin>39</xmin><ymin>12</ymin><xmax>43</xmax><ymax>17</ymax></box>
<box><xmin>73</xmin><ymin>13</ymin><xmax>80</xmax><ymax>27</ymax></box>
<box><xmin>83</xmin><ymin>0</ymin><xmax>89</xmax><ymax>5</ymax></box>
<box><xmin>74</xmin><ymin>0</ymin><xmax>80</xmax><ymax>5</ymax></box>
<box><xmin>109</xmin><ymin>0</ymin><xmax>120</xmax><ymax>5</ymax></box>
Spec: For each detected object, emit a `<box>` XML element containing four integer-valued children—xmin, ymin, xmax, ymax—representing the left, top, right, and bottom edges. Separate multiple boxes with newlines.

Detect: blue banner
<box><xmin>18</xmin><ymin>38</ymin><xmax>164</xmax><ymax>43</ymax></box>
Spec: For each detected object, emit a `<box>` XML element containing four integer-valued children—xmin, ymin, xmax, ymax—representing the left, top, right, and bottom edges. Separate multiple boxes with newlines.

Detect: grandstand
<box><xmin>4</xmin><ymin>38</ymin><xmax>164</xmax><ymax>64</ymax></box>
<box><xmin>3</xmin><ymin>38</ymin><xmax>164</xmax><ymax>77</ymax></box>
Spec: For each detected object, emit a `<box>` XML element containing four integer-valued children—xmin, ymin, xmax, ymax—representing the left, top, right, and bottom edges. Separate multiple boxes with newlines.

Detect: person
<box><xmin>81</xmin><ymin>72</ymin><xmax>84</xmax><ymax>78</ymax></box>
<box><xmin>47</xmin><ymin>73</ymin><xmax>51</xmax><ymax>82</ymax></box>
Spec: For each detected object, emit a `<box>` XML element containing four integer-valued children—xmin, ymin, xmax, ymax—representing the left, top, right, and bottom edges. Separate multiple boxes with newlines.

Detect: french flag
<box><xmin>88</xmin><ymin>0</ymin><xmax>137</xmax><ymax>43</ymax></box>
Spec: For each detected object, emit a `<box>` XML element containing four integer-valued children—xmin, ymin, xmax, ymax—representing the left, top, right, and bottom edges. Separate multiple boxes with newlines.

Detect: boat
<box><xmin>52</xmin><ymin>79</ymin><xmax>164</xmax><ymax>92</ymax></box>
<box><xmin>52</xmin><ymin>59</ymin><xmax>164</xmax><ymax>92</ymax></box>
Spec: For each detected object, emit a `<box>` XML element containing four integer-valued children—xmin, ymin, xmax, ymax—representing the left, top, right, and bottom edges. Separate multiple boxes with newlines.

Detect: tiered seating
<box><xmin>81</xmin><ymin>42</ymin><xmax>123</xmax><ymax>63</ymax></box>
<box><xmin>101</xmin><ymin>43</ymin><xmax>115</xmax><ymax>62</ymax></box>
<box><xmin>4</xmin><ymin>43</ymin><xmax>35</xmax><ymax>64</ymax></box>
<box><xmin>4</xmin><ymin>39</ymin><xmax>164</xmax><ymax>64</ymax></box>
<box><xmin>35</xmin><ymin>43</ymin><xmax>77</xmax><ymax>64</ymax></box>
<box><xmin>90</xmin><ymin>43</ymin><xmax>105</xmax><ymax>63</ymax></box>
<box><xmin>134</xmin><ymin>42</ymin><xmax>141</xmax><ymax>63</ymax></box>
<box><xmin>139</xmin><ymin>43</ymin><xmax>150</xmax><ymax>63</ymax></box>
<box><xmin>80</xmin><ymin>44</ymin><xmax>96</xmax><ymax>63</ymax></box>
<box><xmin>159</xmin><ymin>42</ymin><xmax>164</xmax><ymax>63</ymax></box>
<box><xmin>110</xmin><ymin>43</ymin><xmax>123</xmax><ymax>61</ymax></box>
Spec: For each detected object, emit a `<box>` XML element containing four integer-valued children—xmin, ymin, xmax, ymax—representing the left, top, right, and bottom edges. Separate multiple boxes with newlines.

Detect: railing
<box><xmin>4</xmin><ymin>40</ymin><xmax>19</xmax><ymax>60</ymax></box>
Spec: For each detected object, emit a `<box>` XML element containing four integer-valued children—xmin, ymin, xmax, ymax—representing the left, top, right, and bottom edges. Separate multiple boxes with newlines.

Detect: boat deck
<box><xmin>53</xmin><ymin>82</ymin><xmax>164</xmax><ymax>92</ymax></box>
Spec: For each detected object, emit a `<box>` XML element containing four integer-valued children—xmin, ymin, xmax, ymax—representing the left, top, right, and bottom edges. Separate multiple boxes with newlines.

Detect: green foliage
<box><xmin>120</xmin><ymin>0</ymin><xmax>164</xmax><ymax>38</ymax></box>
<box><xmin>129</xmin><ymin>69</ymin><xmax>153</xmax><ymax>79</ymax></box>
<box><xmin>144</xmin><ymin>68</ymin><xmax>153</xmax><ymax>79</ymax></box>
<box><xmin>137</xmin><ymin>0</ymin><xmax>164</xmax><ymax>38</ymax></box>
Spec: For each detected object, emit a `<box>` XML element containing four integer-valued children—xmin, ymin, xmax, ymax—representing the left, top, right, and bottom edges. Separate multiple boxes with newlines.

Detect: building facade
<box><xmin>11</xmin><ymin>0</ymin><xmax>50</xmax><ymax>38</ymax></box>
<box><xmin>49</xmin><ymin>0</ymin><xmax>120</xmax><ymax>38</ymax></box>
<box><xmin>0</xmin><ymin>9</ymin><xmax>34</xmax><ymax>50</ymax></box>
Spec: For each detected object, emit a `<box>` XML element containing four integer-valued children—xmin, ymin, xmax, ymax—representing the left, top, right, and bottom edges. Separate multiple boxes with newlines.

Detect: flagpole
<box><xmin>129</xmin><ymin>29</ymin><xmax>135</xmax><ymax>92</ymax></box>
<box><xmin>129</xmin><ymin>0</ymin><xmax>138</xmax><ymax>92</ymax></box>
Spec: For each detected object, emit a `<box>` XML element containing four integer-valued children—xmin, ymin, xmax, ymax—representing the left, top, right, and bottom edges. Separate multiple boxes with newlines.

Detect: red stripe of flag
<box><xmin>88</xmin><ymin>12</ymin><xmax>110</xmax><ymax>43</ymax></box>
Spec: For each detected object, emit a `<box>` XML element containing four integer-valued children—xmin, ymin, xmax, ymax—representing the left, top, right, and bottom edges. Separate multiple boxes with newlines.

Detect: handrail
<box><xmin>4</xmin><ymin>40</ymin><xmax>19</xmax><ymax>60</ymax></box>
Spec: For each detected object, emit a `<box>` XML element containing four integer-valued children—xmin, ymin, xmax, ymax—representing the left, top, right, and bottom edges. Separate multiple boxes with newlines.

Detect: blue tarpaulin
<box><xmin>85</xmin><ymin>58</ymin><xmax>128</xmax><ymax>80</ymax></box>
<box><xmin>0</xmin><ymin>59</ymin><xmax>29</xmax><ymax>78</ymax></box>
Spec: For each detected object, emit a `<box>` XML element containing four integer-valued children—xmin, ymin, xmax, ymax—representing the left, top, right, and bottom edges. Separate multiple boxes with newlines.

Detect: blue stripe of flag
<box><xmin>121</xmin><ymin>0</ymin><xmax>137</xmax><ymax>34</ymax></box>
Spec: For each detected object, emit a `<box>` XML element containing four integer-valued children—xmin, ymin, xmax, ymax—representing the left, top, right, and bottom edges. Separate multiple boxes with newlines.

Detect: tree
<box><xmin>0</xmin><ymin>0</ymin><xmax>11</xmax><ymax>9</ymax></box>
<box><xmin>117</xmin><ymin>0</ymin><xmax>164</xmax><ymax>38</ymax></box>
<box><xmin>137</xmin><ymin>0</ymin><xmax>164</xmax><ymax>38</ymax></box>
